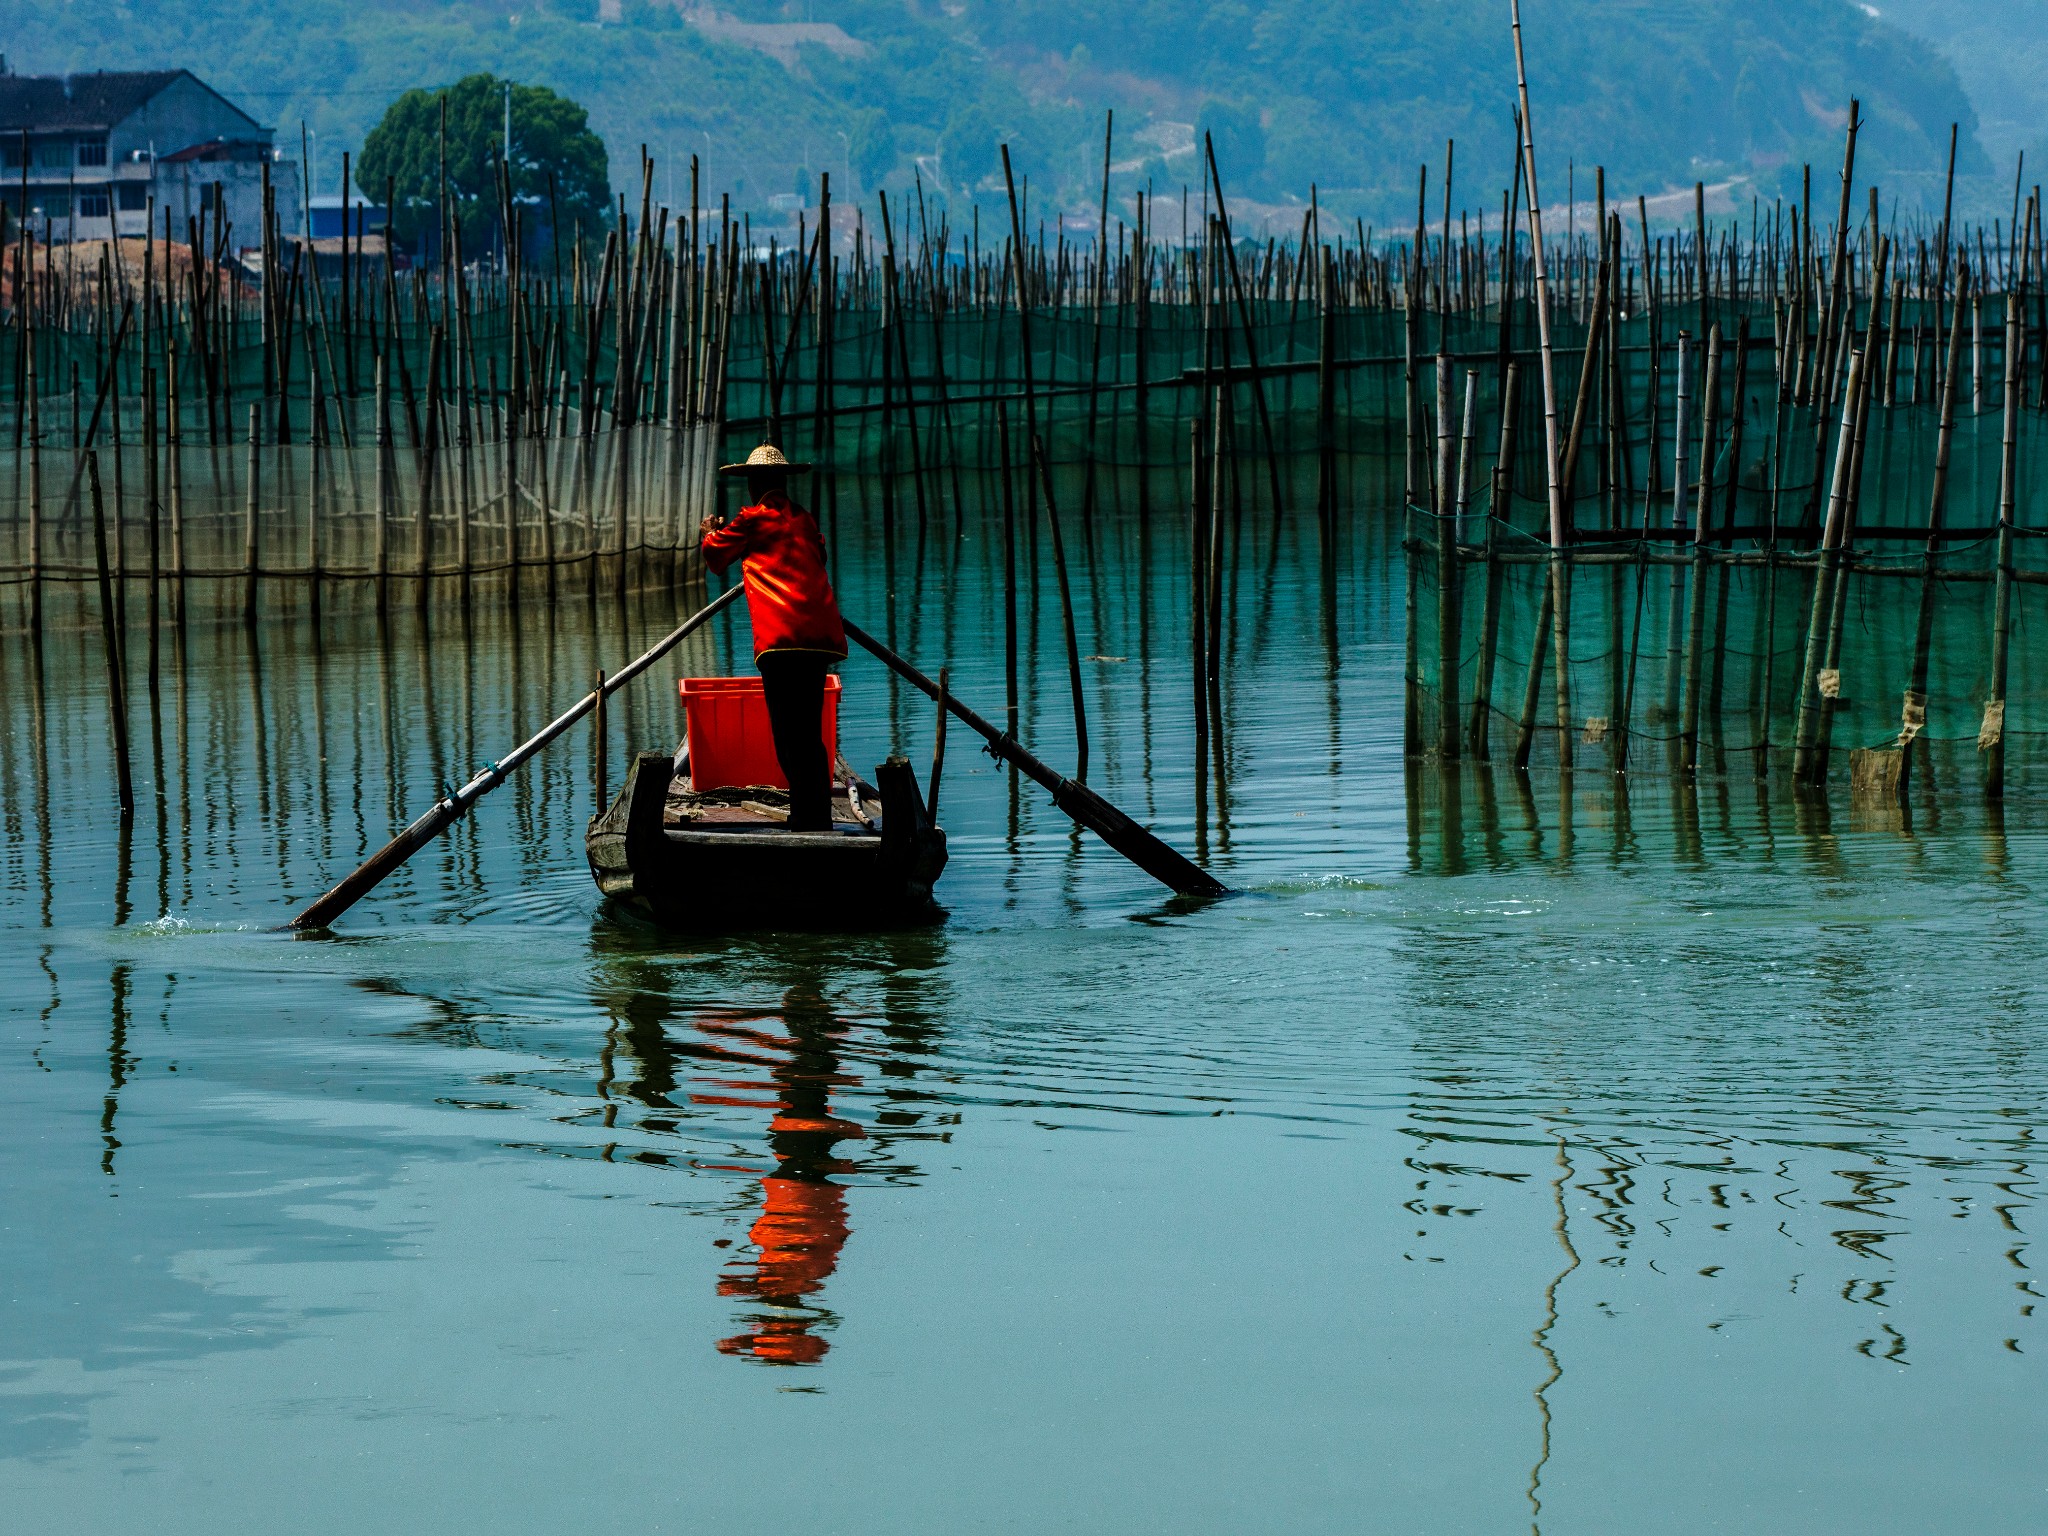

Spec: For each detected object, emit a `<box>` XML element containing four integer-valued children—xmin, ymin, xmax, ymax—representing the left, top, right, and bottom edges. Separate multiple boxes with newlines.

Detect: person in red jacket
<box><xmin>700</xmin><ymin>443</ymin><xmax>847</xmax><ymax>831</ymax></box>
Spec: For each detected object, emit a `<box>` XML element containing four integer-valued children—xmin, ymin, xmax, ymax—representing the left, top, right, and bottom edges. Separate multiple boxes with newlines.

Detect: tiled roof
<box><xmin>0</xmin><ymin>71</ymin><xmax>191</xmax><ymax>133</ymax></box>
<box><xmin>158</xmin><ymin>138</ymin><xmax>268</xmax><ymax>163</ymax></box>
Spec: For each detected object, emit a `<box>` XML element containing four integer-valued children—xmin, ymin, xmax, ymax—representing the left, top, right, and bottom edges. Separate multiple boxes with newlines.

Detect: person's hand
<box><xmin>698</xmin><ymin>514</ymin><xmax>722</xmax><ymax>540</ymax></box>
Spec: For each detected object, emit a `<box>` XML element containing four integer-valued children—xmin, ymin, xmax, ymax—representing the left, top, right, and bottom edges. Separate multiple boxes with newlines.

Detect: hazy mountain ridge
<box><xmin>1873</xmin><ymin>0</ymin><xmax>2048</xmax><ymax>178</ymax></box>
<box><xmin>0</xmin><ymin>0</ymin><xmax>1996</xmax><ymax>224</ymax></box>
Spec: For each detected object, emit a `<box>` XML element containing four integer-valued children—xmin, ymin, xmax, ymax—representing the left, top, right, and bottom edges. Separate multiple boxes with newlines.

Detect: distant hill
<box><xmin>1</xmin><ymin>0</ymin><xmax>1992</xmax><ymax>227</ymax></box>
<box><xmin>1875</xmin><ymin>0</ymin><xmax>2048</xmax><ymax>187</ymax></box>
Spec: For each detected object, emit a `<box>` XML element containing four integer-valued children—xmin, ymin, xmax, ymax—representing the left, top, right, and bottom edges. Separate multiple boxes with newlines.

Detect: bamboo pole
<box><xmin>1510</xmin><ymin>579</ymin><xmax>1552</xmax><ymax>773</ymax></box>
<box><xmin>593</xmin><ymin>667</ymin><xmax>608</xmax><ymax>812</ymax></box>
<box><xmin>1510</xmin><ymin>0</ymin><xmax>1573</xmax><ymax>766</ymax></box>
<box><xmin>1662</xmin><ymin>334</ymin><xmax>1692</xmax><ymax>729</ymax></box>
<box><xmin>144</xmin><ymin>365</ymin><xmax>160</xmax><ymax>693</ymax></box>
<box><xmin>1812</xmin><ymin>239</ymin><xmax>1888</xmax><ymax>779</ymax></box>
<box><xmin>26</xmin><ymin>346</ymin><xmax>41</xmax><ymax>633</ymax></box>
<box><xmin>1791</xmin><ymin>349</ymin><xmax>1866</xmax><ymax>785</ymax></box>
<box><xmin>999</xmin><ymin>397</ymin><xmax>1019</xmax><ymax>741</ymax></box>
<box><xmin>1900</xmin><ymin>268</ymin><xmax>1969</xmax><ymax>788</ymax></box>
<box><xmin>1678</xmin><ymin>325</ymin><xmax>1721</xmax><ymax>778</ymax></box>
<box><xmin>1203</xmin><ymin>136</ymin><xmax>1288</xmax><ymax>525</ymax></box>
<box><xmin>1402</xmin><ymin>209</ymin><xmax>1424</xmax><ymax>756</ymax></box>
<box><xmin>1468</xmin><ymin>361</ymin><xmax>1518</xmax><ymax>758</ymax></box>
<box><xmin>374</xmin><ymin>355</ymin><xmax>391</xmax><ymax>606</ymax></box>
<box><xmin>242</xmin><ymin>403</ymin><xmax>260</xmax><ymax>626</ymax></box>
<box><xmin>1033</xmin><ymin>427</ymin><xmax>1089</xmax><ymax>782</ymax></box>
<box><xmin>308</xmin><ymin>360</ymin><xmax>324</xmax><ymax>614</ymax></box>
<box><xmin>1191</xmin><ymin>417</ymin><xmax>1210</xmax><ymax>818</ymax></box>
<box><xmin>166</xmin><ymin>329</ymin><xmax>184</xmax><ymax>610</ymax></box>
<box><xmin>1434</xmin><ymin>355</ymin><xmax>1461</xmax><ymax>758</ymax></box>
<box><xmin>1985</xmin><ymin>293</ymin><xmax>2021</xmax><ymax>798</ymax></box>
<box><xmin>88</xmin><ymin>452</ymin><xmax>134</xmax><ymax>819</ymax></box>
<box><xmin>1315</xmin><ymin>245</ymin><xmax>1338</xmax><ymax>546</ymax></box>
<box><xmin>419</xmin><ymin>326</ymin><xmax>443</xmax><ymax>600</ymax></box>
<box><xmin>1001</xmin><ymin>145</ymin><xmax>1087</xmax><ymax>780</ymax></box>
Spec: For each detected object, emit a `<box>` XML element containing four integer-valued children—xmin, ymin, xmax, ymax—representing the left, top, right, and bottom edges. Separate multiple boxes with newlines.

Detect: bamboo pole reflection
<box><xmin>32</xmin><ymin>632</ymin><xmax>51</xmax><ymax>927</ymax></box>
<box><xmin>102</xmin><ymin>963</ymin><xmax>134</xmax><ymax>1182</ymax></box>
<box><xmin>1527</xmin><ymin>1135</ymin><xmax>1578</xmax><ymax>1535</ymax></box>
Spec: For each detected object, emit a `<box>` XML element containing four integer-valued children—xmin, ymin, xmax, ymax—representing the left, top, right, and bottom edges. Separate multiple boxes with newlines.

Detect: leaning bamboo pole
<box><xmin>1792</xmin><ymin>349</ymin><xmax>1866</xmax><ymax>786</ymax></box>
<box><xmin>1510</xmin><ymin>0</ymin><xmax>1573</xmax><ymax>767</ymax></box>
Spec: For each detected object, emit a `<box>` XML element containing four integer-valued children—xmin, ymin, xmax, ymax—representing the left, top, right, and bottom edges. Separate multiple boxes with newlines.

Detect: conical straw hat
<box><xmin>718</xmin><ymin>441</ymin><xmax>812</xmax><ymax>476</ymax></box>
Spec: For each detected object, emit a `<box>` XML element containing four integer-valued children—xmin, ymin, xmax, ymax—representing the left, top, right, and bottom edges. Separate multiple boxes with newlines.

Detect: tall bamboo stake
<box><xmin>1985</xmin><ymin>294</ymin><xmax>2022</xmax><ymax>798</ymax></box>
<box><xmin>1791</xmin><ymin>349</ymin><xmax>1866</xmax><ymax>785</ymax></box>
<box><xmin>1900</xmin><ymin>267</ymin><xmax>1969</xmax><ymax>790</ymax></box>
<box><xmin>89</xmin><ymin>452</ymin><xmax>133</xmax><ymax>818</ymax></box>
<box><xmin>242</xmin><ymin>404</ymin><xmax>260</xmax><ymax>627</ymax></box>
<box><xmin>1678</xmin><ymin>326</ymin><xmax>1721</xmax><ymax>778</ymax></box>
<box><xmin>1510</xmin><ymin>0</ymin><xmax>1574</xmax><ymax>765</ymax></box>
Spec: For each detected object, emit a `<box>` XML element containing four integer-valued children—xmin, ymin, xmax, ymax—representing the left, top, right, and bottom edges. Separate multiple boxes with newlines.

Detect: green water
<box><xmin>4</xmin><ymin>483</ymin><xmax>2046</xmax><ymax>1533</ymax></box>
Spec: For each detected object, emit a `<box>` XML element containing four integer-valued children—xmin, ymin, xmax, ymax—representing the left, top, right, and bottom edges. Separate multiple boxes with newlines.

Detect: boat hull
<box><xmin>587</xmin><ymin>752</ymin><xmax>947</xmax><ymax>931</ymax></box>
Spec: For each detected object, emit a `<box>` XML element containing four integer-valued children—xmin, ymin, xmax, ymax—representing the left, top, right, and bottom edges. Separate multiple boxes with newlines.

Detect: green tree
<box><xmin>937</xmin><ymin>103</ymin><xmax>998</xmax><ymax>193</ymax></box>
<box><xmin>847</xmin><ymin>108</ymin><xmax>896</xmax><ymax>196</ymax></box>
<box><xmin>358</xmin><ymin>74</ymin><xmax>609</xmax><ymax>259</ymax></box>
<box><xmin>997</xmin><ymin>127</ymin><xmax>1050</xmax><ymax>193</ymax></box>
<box><xmin>620</xmin><ymin>0</ymin><xmax>681</xmax><ymax>29</ymax></box>
<box><xmin>1196</xmin><ymin>99</ymin><xmax>1265</xmax><ymax>183</ymax></box>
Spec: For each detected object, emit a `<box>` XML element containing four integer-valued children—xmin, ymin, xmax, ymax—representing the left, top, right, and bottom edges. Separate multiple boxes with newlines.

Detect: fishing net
<box><xmin>1412</xmin><ymin>301</ymin><xmax>2048</xmax><ymax>788</ymax></box>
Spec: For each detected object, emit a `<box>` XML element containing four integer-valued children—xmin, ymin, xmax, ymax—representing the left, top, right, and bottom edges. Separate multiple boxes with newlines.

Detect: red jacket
<box><xmin>700</xmin><ymin>493</ymin><xmax>847</xmax><ymax>659</ymax></box>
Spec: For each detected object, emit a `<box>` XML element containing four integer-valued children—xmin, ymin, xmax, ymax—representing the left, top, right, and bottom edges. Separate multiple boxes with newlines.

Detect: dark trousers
<box><xmin>758</xmin><ymin>651</ymin><xmax>834</xmax><ymax>830</ymax></box>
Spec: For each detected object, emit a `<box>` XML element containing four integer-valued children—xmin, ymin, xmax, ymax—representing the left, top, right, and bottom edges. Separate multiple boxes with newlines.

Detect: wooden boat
<box><xmin>587</xmin><ymin>749</ymin><xmax>947</xmax><ymax>931</ymax></box>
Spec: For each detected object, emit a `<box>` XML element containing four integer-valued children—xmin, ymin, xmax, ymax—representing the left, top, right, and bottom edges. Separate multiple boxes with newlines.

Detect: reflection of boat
<box><xmin>586</xmin><ymin>674</ymin><xmax>947</xmax><ymax>929</ymax></box>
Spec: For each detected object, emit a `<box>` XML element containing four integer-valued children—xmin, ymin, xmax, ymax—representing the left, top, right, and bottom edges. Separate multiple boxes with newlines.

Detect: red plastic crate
<box><xmin>679</xmin><ymin>675</ymin><xmax>841</xmax><ymax>791</ymax></box>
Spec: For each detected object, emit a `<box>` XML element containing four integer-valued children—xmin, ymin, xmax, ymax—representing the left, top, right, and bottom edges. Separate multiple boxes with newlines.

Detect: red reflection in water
<box><xmin>693</xmin><ymin>995</ymin><xmax>863</xmax><ymax>1365</ymax></box>
<box><xmin>715</xmin><ymin>1177</ymin><xmax>849</xmax><ymax>1363</ymax></box>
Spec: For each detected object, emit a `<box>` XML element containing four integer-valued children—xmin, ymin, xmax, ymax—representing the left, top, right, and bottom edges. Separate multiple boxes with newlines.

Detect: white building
<box><xmin>0</xmin><ymin>67</ymin><xmax>300</xmax><ymax>246</ymax></box>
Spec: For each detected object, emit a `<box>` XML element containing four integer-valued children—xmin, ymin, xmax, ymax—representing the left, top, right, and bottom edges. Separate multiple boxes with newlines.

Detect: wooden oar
<box><xmin>284</xmin><ymin>585</ymin><xmax>743</xmax><ymax>931</ymax></box>
<box><xmin>842</xmin><ymin>620</ymin><xmax>1227</xmax><ymax>900</ymax></box>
